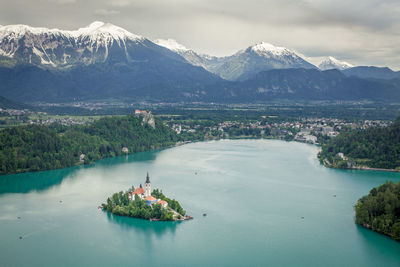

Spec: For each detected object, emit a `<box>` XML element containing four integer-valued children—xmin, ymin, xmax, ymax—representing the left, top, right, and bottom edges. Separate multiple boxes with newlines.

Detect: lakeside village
<box><xmin>101</xmin><ymin>173</ymin><xmax>192</xmax><ymax>221</ymax></box>
<box><xmin>168</xmin><ymin>117</ymin><xmax>390</xmax><ymax>145</ymax></box>
<box><xmin>0</xmin><ymin>105</ymin><xmax>390</xmax><ymax>146</ymax></box>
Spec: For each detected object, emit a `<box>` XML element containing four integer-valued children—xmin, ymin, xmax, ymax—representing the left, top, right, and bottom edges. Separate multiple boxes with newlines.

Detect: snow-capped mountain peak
<box><xmin>0</xmin><ymin>21</ymin><xmax>143</xmax><ymax>43</ymax></box>
<box><xmin>318</xmin><ymin>56</ymin><xmax>353</xmax><ymax>70</ymax></box>
<box><xmin>249</xmin><ymin>42</ymin><xmax>294</xmax><ymax>57</ymax></box>
<box><xmin>0</xmin><ymin>24</ymin><xmax>66</xmax><ymax>39</ymax></box>
<box><xmin>73</xmin><ymin>21</ymin><xmax>143</xmax><ymax>41</ymax></box>
<box><xmin>0</xmin><ymin>24</ymin><xmax>69</xmax><ymax>60</ymax></box>
<box><xmin>154</xmin><ymin>38</ymin><xmax>189</xmax><ymax>52</ymax></box>
<box><xmin>0</xmin><ymin>21</ymin><xmax>147</xmax><ymax>66</ymax></box>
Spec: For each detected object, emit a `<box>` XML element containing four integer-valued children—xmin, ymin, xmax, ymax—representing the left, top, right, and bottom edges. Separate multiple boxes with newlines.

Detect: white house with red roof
<box><xmin>157</xmin><ymin>200</ymin><xmax>168</xmax><ymax>208</ymax></box>
<box><xmin>129</xmin><ymin>185</ymin><xmax>145</xmax><ymax>200</ymax></box>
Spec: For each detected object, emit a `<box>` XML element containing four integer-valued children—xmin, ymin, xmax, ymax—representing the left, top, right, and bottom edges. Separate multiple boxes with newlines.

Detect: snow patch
<box><xmin>32</xmin><ymin>46</ymin><xmax>56</xmax><ymax>66</ymax></box>
<box><xmin>0</xmin><ymin>21</ymin><xmax>146</xmax><ymax>65</ymax></box>
<box><xmin>0</xmin><ymin>21</ymin><xmax>144</xmax><ymax>43</ymax></box>
<box><xmin>154</xmin><ymin>38</ymin><xmax>188</xmax><ymax>52</ymax></box>
<box><xmin>250</xmin><ymin>42</ymin><xmax>296</xmax><ymax>57</ymax></box>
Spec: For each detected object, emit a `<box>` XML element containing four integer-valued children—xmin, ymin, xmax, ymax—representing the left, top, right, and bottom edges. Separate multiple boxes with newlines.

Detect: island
<box><xmin>101</xmin><ymin>173</ymin><xmax>191</xmax><ymax>221</ymax></box>
<box><xmin>354</xmin><ymin>182</ymin><xmax>400</xmax><ymax>241</ymax></box>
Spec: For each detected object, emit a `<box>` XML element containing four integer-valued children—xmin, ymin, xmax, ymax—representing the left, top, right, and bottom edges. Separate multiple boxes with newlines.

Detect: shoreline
<box><xmin>322</xmin><ymin>158</ymin><xmax>400</xmax><ymax>173</ymax></box>
<box><xmin>350</xmin><ymin>166</ymin><xmax>400</xmax><ymax>172</ymax></box>
<box><xmin>0</xmin><ymin>137</ymin><xmax>282</xmax><ymax>176</ymax></box>
<box><xmin>100</xmin><ymin>207</ymin><xmax>193</xmax><ymax>222</ymax></box>
<box><xmin>358</xmin><ymin>221</ymin><xmax>400</xmax><ymax>243</ymax></box>
<box><xmin>2</xmin><ymin>137</ymin><xmax>397</xmax><ymax>176</ymax></box>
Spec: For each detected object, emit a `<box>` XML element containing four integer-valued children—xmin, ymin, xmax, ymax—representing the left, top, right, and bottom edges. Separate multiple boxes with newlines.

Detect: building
<box><xmin>129</xmin><ymin>173</ymin><xmax>168</xmax><ymax>207</ymax></box>
<box><xmin>129</xmin><ymin>184</ymin><xmax>145</xmax><ymax>200</ymax></box>
<box><xmin>145</xmin><ymin>172</ymin><xmax>151</xmax><ymax>197</ymax></box>
<box><xmin>158</xmin><ymin>200</ymin><xmax>168</xmax><ymax>207</ymax></box>
<box><xmin>134</xmin><ymin>109</ymin><xmax>155</xmax><ymax>129</ymax></box>
<box><xmin>145</xmin><ymin>195</ymin><xmax>157</xmax><ymax>206</ymax></box>
<box><xmin>172</xmin><ymin>124</ymin><xmax>182</xmax><ymax>134</ymax></box>
<box><xmin>135</xmin><ymin>109</ymin><xmax>148</xmax><ymax>115</ymax></box>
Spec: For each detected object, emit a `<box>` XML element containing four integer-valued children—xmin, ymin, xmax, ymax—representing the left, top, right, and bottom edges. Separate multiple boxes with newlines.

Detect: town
<box><xmin>166</xmin><ymin>116</ymin><xmax>390</xmax><ymax>145</ymax></box>
<box><xmin>0</xmin><ymin>104</ymin><xmax>392</xmax><ymax>146</ymax></box>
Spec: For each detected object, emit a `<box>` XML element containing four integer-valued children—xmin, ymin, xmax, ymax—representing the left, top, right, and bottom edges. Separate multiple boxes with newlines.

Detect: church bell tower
<box><xmin>145</xmin><ymin>172</ymin><xmax>151</xmax><ymax>197</ymax></box>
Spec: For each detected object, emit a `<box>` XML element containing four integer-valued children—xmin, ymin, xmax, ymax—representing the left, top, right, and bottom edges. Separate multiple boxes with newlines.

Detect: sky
<box><xmin>1</xmin><ymin>0</ymin><xmax>400</xmax><ymax>69</ymax></box>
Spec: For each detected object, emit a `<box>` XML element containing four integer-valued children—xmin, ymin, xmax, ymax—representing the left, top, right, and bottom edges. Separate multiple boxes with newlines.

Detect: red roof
<box><xmin>158</xmin><ymin>200</ymin><xmax>168</xmax><ymax>206</ymax></box>
<box><xmin>145</xmin><ymin>195</ymin><xmax>156</xmax><ymax>201</ymax></box>
<box><xmin>132</xmin><ymin>187</ymin><xmax>145</xmax><ymax>195</ymax></box>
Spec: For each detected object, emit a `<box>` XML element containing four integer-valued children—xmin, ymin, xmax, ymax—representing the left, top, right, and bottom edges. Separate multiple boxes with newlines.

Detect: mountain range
<box><xmin>0</xmin><ymin>22</ymin><xmax>222</xmax><ymax>101</ymax></box>
<box><xmin>155</xmin><ymin>39</ymin><xmax>316</xmax><ymax>81</ymax></box>
<box><xmin>0</xmin><ymin>21</ymin><xmax>400</xmax><ymax>103</ymax></box>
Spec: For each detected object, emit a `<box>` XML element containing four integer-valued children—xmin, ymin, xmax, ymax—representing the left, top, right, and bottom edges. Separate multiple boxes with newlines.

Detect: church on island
<box><xmin>129</xmin><ymin>173</ymin><xmax>168</xmax><ymax>208</ymax></box>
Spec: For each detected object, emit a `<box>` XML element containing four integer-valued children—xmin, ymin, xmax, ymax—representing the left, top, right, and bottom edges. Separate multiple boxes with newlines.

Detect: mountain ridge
<box><xmin>155</xmin><ymin>39</ymin><xmax>317</xmax><ymax>81</ymax></box>
<box><xmin>204</xmin><ymin>68</ymin><xmax>400</xmax><ymax>102</ymax></box>
<box><xmin>0</xmin><ymin>21</ymin><xmax>158</xmax><ymax>68</ymax></box>
<box><xmin>343</xmin><ymin>66</ymin><xmax>400</xmax><ymax>80</ymax></box>
<box><xmin>1</xmin><ymin>22</ymin><xmax>400</xmax><ymax>104</ymax></box>
<box><xmin>0</xmin><ymin>22</ymin><xmax>223</xmax><ymax>102</ymax></box>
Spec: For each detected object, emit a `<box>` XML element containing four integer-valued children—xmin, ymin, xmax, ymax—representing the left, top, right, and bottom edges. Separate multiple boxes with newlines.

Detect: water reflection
<box><xmin>356</xmin><ymin>224</ymin><xmax>400</xmax><ymax>263</ymax></box>
<box><xmin>0</xmin><ymin>167</ymin><xmax>79</xmax><ymax>194</ymax></box>
<box><xmin>0</xmin><ymin>150</ymin><xmax>159</xmax><ymax>195</ymax></box>
<box><xmin>96</xmin><ymin>150</ymin><xmax>159</xmax><ymax>168</ymax></box>
<box><xmin>106</xmin><ymin>212</ymin><xmax>180</xmax><ymax>238</ymax></box>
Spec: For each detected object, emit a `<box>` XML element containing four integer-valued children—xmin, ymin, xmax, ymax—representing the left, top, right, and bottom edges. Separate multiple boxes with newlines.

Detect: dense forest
<box><xmin>101</xmin><ymin>188</ymin><xmax>185</xmax><ymax>221</ymax></box>
<box><xmin>319</xmin><ymin>118</ymin><xmax>400</xmax><ymax>170</ymax></box>
<box><xmin>355</xmin><ymin>182</ymin><xmax>400</xmax><ymax>241</ymax></box>
<box><xmin>0</xmin><ymin>115</ymin><xmax>178</xmax><ymax>175</ymax></box>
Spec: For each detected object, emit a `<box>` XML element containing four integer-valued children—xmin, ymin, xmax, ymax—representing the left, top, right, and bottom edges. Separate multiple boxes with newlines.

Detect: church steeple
<box><xmin>146</xmin><ymin>172</ymin><xmax>150</xmax><ymax>184</ymax></box>
<box><xmin>145</xmin><ymin>172</ymin><xmax>151</xmax><ymax>197</ymax></box>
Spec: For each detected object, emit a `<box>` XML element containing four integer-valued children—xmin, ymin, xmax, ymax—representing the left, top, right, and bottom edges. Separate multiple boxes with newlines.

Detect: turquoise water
<box><xmin>1</xmin><ymin>140</ymin><xmax>400</xmax><ymax>266</ymax></box>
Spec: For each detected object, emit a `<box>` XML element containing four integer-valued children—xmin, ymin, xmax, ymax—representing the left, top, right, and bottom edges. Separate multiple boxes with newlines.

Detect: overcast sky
<box><xmin>1</xmin><ymin>0</ymin><xmax>400</xmax><ymax>69</ymax></box>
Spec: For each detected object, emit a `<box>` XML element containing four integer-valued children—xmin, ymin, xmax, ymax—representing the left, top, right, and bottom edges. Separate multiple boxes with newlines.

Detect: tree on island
<box><xmin>152</xmin><ymin>188</ymin><xmax>185</xmax><ymax>216</ymax></box>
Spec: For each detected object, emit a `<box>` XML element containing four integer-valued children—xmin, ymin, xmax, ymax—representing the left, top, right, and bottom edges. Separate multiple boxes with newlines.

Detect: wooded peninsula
<box><xmin>0</xmin><ymin>114</ymin><xmax>178</xmax><ymax>175</ymax></box>
<box><xmin>319</xmin><ymin>117</ymin><xmax>400</xmax><ymax>171</ymax></box>
<box><xmin>355</xmin><ymin>182</ymin><xmax>400</xmax><ymax>241</ymax></box>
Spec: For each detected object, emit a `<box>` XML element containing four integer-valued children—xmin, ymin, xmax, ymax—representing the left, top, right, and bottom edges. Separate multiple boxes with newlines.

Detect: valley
<box><xmin>2</xmin><ymin>1</ymin><xmax>400</xmax><ymax>266</ymax></box>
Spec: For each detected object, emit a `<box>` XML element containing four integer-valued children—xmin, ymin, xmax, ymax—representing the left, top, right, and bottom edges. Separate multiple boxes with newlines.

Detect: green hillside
<box><xmin>319</xmin><ymin>118</ymin><xmax>400</xmax><ymax>170</ymax></box>
<box><xmin>0</xmin><ymin>115</ymin><xmax>178</xmax><ymax>175</ymax></box>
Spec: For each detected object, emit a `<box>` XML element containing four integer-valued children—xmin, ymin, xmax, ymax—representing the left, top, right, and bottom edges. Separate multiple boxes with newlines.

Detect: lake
<box><xmin>1</xmin><ymin>140</ymin><xmax>400</xmax><ymax>266</ymax></box>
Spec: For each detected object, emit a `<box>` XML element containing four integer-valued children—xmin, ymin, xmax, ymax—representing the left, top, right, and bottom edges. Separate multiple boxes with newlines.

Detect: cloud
<box><xmin>109</xmin><ymin>0</ymin><xmax>134</xmax><ymax>7</ymax></box>
<box><xmin>48</xmin><ymin>0</ymin><xmax>77</xmax><ymax>4</ymax></box>
<box><xmin>94</xmin><ymin>9</ymin><xmax>120</xmax><ymax>16</ymax></box>
<box><xmin>0</xmin><ymin>0</ymin><xmax>399</xmax><ymax>70</ymax></box>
